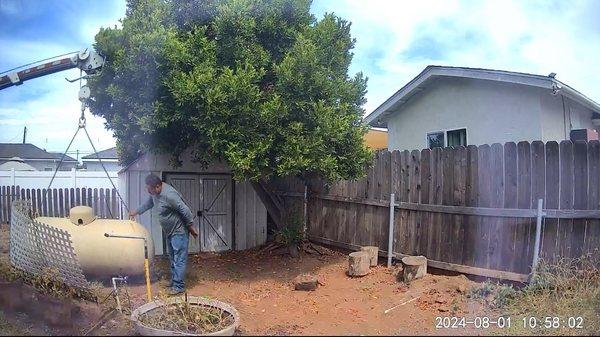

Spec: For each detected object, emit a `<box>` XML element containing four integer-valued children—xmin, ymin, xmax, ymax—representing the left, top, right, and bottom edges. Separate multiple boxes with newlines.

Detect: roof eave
<box><xmin>364</xmin><ymin>66</ymin><xmax>567</xmax><ymax>127</ymax></box>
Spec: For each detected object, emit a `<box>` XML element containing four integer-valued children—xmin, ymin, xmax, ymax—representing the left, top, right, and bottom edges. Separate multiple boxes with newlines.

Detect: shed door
<box><xmin>165</xmin><ymin>173</ymin><xmax>233</xmax><ymax>253</ymax></box>
<box><xmin>200</xmin><ymin>176</ymin><xmax>233</xmax><ymax>252</ymax></box>
<box><xmin>165</xmin><ymin>174</ymin><xmax>201</xmax><ymax>253</ymax></box>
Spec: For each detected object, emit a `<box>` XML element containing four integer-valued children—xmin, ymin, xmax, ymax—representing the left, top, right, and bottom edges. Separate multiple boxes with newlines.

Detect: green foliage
<box><xmin>274</xmin><ymin>213</ymin><xmax>303</xmax><ymax>246</ymax></box>
<box><xmin>89</xmin><ymin>0</ymin><xmax>372</xmax><ymax>182</ymax></box>
<box><xmin>468</xmin><ymin>257</ymin><xmax>600</xmax><ymax>336</ymax></box>
<box><xmin>467</xmin><ymin>280</ymin><xmax>517</xmax><ymax>309</ymax></box>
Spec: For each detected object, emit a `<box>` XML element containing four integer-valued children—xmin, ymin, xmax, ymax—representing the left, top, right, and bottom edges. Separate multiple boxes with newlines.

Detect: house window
<box><xmin>447</xmin><ymin>128</ymin><xmax>467</xmax><ymax>147</ymax></box>
<box><xmin>426</xmin><ymin>128</ymin><xmax>468</xmax><ymax>148</ymax></box>
<box><xmin>427</xmin><ymin>131</ymin><xmax>445</xmax><ymax>149</ymax></box>
<box><xmin>44</xmin><ymin>167</ymin><xmax>54</xmax><ymax>171</ymax></box>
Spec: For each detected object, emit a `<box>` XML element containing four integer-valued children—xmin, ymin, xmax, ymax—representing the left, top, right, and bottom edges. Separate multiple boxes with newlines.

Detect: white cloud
<box><xmin>312</xmin><ymin>0</ymin><xmax>600</xmax><ymax>114</ymax></box>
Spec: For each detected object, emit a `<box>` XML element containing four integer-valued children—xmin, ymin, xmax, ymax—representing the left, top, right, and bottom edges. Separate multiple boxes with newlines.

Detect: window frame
<box><xmin>426</xmin><ymin>131</ymin><xmax>445</xmax><ymax>149</ymax></box>
<box><xmin>425</xmin><ymin>127</ymin><xmax>468</xmax><ymax>148</ymax></box>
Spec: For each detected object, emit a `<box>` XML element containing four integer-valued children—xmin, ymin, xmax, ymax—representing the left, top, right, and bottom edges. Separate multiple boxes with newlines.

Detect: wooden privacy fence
<box><xmin>272</xmin><ymin>140</ymin><xmax>600</xmax><ymax>282</ymax></box>
<box><xmin>0</xmin><ymin>186</ymin><xmax>123</xmax><ymax>223</ymax></box>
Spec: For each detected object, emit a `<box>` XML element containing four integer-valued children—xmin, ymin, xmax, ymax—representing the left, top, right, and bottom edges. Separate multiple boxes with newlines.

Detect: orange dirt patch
<box><xmin>125</xmin><ymin>247</ymin><xmax>494</xmax><ymax>336</ymax></box>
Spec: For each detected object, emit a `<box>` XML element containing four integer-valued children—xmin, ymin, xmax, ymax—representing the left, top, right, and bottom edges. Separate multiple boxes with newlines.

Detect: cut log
<box><xmin>401</xmin><ymin>256</ymin><xmax>427</xmax><ymax>283</ymax></box>
<box><xmin>348</xmin><ymin>251</ymin><xmax>370</xmax><ymax>277</ymax></box>
<box><xmin>360</xmin><ymin>246</ymin><xmax>379</xmax><ymax>267</ymax></box>
<box><xmin>294</xmin><ymin>274</ymin><xmax>319</xmax><ymax>291</ymax></box>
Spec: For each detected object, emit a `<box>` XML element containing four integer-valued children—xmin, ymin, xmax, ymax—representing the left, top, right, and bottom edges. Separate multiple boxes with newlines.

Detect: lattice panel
<box><xmin>9</xmin><ymin>200</ymin><xmax>89</xmax><ymax>290</ymax></box>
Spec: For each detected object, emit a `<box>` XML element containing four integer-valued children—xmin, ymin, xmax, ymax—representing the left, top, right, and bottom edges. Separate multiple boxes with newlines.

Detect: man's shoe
<box><xmin>167</xmin><ymin>288</ymin><xmax>184</xmax><ymax>296</ymax></box>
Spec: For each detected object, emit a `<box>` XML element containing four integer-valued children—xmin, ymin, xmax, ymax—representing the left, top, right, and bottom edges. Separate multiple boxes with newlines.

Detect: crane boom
<box><xmin>0</xmin><ymin>48</ymin><xmax>104</xmax><ymax>91</ymax></box>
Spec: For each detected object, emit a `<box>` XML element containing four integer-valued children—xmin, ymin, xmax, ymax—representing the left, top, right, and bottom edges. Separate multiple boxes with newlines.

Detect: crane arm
<box><xmin>0</xmin><ymin>48</ymin><xmax>104</xmax><ymax>91</ymax></box>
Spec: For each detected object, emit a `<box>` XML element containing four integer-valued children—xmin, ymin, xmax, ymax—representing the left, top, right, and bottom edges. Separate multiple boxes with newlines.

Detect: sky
<box><xmin>1</xmin><ymin>0</ymin><xmax>599</xmax><ymax>160</ymax></box>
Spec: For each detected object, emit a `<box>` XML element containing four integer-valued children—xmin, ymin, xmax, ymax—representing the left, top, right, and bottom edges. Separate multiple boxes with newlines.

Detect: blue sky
<box><xmin>1</xmin><ymin>0</ymin><xmax>600</xmax><ymax>157</ymax></box>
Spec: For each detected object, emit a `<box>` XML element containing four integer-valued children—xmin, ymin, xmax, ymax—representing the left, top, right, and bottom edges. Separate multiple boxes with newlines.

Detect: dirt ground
<box><xmin>0</xmin><ymin>223</ymin><xmax>498</xmax><ymax>336</ymax></box>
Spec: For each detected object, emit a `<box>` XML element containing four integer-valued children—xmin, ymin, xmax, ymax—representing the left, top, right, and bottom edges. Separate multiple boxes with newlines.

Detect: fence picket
<box><xmin>1</xmin><ymin>186</ymin><xmax>5</xmax><ymax>222</ymax></box>
<box><xmin>408</xmin><ymin>149</ymin><xmax>420</xmax><ymax>255</ymax></box>
<box><xmin>0</xmin><ymin>186</ymin><xmax>119</xmax><ymax>221</ymax></box>
<box><xmin>452</xmin><ymin>146</ymin><xmax>467</xmax><ymax>265</ymax></box>
<box><xmin>586</xmin><ymin>141</ymin><xmax>600</xmax><ymax>259</ymax></box>
<box><xmin>572</xmin><ymin>141</ymin><xmax>587</xmax><ymax>259</ymax></box>
<box><xmin>530</xmin><ymin>141</ymin><xmax>546</xmax><ymax>268</ymax></box>
<box><xmin>517</xmin><ymin>141</ymin><xmax>533</xmax><ymax>273</ymax></box>
<box><xmin>559</xmin><ymin>141</ymin><xmax>574</xmax><ymax>259</ymax></box>
<box><xmin>441</xmin><ymin>147</ymin><xmax>454</xmax><ymax>263</ymax></box>
<box><xmin>419</xmin><ymin>148</ymin><xmax>431</xmax><ymax>256</ymax></box>
<box><xmin>503</xmin><ymin>142</ymin><xmax>519</xmax><ymax>272</ymax></box>
<box><xmin>111</xmin><ymin>188</ymin><xmax>118</xmax><ymax>219</ymax></box>
<box><xmin>99</xmin><ymin>188</ymin><xmax>106</xmax><ymax>218</ymax></box>
<box><xmin>464</xmin><ymin>145</ymin><xmax>479</xmax><ymax>267</ymax></box>
<box><xmin>542</xmin><ymin>142</ymin><xmax>560</xmax><ymax>259</ymax></box>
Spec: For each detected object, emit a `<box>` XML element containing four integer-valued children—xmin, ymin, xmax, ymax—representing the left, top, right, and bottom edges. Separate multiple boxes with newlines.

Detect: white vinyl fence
<box><xmin>0</xmin><ymin>185</ymin><xmax>123</xmax><ymax>223</ymax></box>
<box><xmin>0</xmin><ymin>168</ymin><xmax>119</xmax><ymax>190</ymax></box>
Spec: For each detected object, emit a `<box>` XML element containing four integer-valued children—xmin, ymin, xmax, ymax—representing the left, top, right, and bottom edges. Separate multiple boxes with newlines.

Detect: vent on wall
<box><xmin>570</xmin><ymin>129</ymin><xmax>599</xmax><ymax>142</ymax></box>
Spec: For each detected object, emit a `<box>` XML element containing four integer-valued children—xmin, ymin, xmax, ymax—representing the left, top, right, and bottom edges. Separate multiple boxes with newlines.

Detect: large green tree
<box><xmin>90</xmin><ymin>0</ymin><xmax>371</xmax><ymax>185</ymax></box>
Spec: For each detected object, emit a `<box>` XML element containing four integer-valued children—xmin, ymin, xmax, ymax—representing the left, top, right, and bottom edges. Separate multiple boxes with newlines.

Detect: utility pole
<box><xmin>22</xmin><ymin>126</ymin><xmax>27</xmax><ymax>144</ymax></box>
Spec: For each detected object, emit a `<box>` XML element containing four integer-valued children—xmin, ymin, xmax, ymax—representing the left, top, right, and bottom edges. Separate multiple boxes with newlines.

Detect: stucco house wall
<box><xmin>387</xmin><ymin>77</ymin><xmax>545</xmax><ymax>151</ymax></box>
<box><xmin>370</xmin><ymin>66</ymin><xmax>600</xmax><ymax>152</ymax></box>
<box><xmin>83</xmin><ymin>160</ymin><xmax>121</xmax><ymax>172</ymax></box>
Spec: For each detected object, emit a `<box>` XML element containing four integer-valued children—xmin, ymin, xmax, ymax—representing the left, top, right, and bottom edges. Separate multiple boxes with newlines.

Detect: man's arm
<box><xmin>130</xmin><ymin>196</ymin><xmax>154</xmax><ymax>217</ymax></box>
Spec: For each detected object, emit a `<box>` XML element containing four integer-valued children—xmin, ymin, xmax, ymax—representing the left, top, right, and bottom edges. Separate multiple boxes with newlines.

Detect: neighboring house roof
<box><xmin>365</xmin><ymin>65</ymin><xmax>600</xmax><ymax>128</ymax></box>
<box><xmin>81</xmin><ymin>147</ymin><xmax>118</xmax><ymax>160</ymax></box>
<box><xmin>0</xmin><ymin>160</ymin><xmax>36</xmax><ymax>171</ymax></box>
<box><xmin>363</xmin><ymin>128</ymin><xmax>388</xmax><ymax>150</ymax></box>
<box><xmin>0</xmin><ymin>143</ymin><xmax>77</xmax><ymax>162</ymax></box>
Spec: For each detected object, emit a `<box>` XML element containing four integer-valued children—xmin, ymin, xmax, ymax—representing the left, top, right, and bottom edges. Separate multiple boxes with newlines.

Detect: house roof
<box><xmin>81</xmin><ymin>147</ymin><xmax>118</xmax><ymax>160</ymax></box>
<box><xmin>365</xmin><ymin>65</ymin><xmax>600</xmax><ymax>128</ymax></box>
<box><xmin>0</xmin><ymin>160</ymin><xmax>36</xmax><ymax>171</ymax></box>
<box><xmin>0</xmin><ymin>143</ymin><xmax>77</xmax><ymax>162</ymax></box>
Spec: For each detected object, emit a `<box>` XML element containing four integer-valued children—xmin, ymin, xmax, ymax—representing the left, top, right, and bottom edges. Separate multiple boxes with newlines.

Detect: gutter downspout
<box><xmin>561</xmin><ymin>94</ymin><xmax>570</xmax><ymax>139</ymax></box>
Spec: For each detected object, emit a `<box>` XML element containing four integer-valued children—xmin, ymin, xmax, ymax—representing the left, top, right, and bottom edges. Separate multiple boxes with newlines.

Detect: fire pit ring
<box><xmin>131</xmin><ymin>296</ymin><xmax>240</xmax><ymax>336</ymax></box>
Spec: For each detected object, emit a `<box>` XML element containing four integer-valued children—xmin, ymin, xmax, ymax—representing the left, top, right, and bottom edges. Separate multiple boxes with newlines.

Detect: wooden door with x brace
<box><xmin>165</xmin><ymin>174</ymin><xmax>233</xmax><ymax>253</ymax></box>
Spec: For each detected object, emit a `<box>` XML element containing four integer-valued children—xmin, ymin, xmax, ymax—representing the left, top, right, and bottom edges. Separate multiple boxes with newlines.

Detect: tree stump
<box><xmin>401</xmin><ymin>256</ymin><xmax>427</xmax><ymax>283</ymax></box>
<box><xmin>360</xmin><ymin>246</ymin><xmax>379</xmax><ymax>267</ymax></box>
<box><xmin>294</xmin><ymin>274</ymin><xmax>319</xmax><ymax>291</ymax></box>
<box><xmin>348</xmin><ymin>251</ymin><xmax>370</xmax><ymax>277</ymax></box>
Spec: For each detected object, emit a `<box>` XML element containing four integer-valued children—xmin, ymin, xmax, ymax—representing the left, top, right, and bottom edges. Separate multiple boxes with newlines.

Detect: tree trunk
<box><xmin>251</xmin><ymin>179</ymin><xmax>284</xmax><ymax>230</ymax></box>
<box><xmin>401</xmin><ymin>256</ymin><xmax>427</xmax><ymax>283</ymax></box>
<box><xmin>360</xmin><ymin>246</ymin><xmax>379</xmax><ymax>267</ymax></box>
<box><xmin>348</xmin><ymin>251</ymin><xmax>370</xmax><ymax>277</ymax></box>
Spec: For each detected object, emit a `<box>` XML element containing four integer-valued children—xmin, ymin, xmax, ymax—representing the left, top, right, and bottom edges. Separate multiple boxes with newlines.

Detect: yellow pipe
<box><xmin>144</xmin><ymin>250</ymin><xmax>152</xmax><ymax>302</ymax></box>
<box><xmin>104</xmin><ymin>232</ymin><xmax>153</xmax><ymax>302</ymax></box>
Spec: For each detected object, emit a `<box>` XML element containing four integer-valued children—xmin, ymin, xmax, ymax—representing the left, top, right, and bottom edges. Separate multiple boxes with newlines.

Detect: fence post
<box><xmin>11</xmin><ymin>168</ymin><xmax>15</xmax><ymax>188</ymax></box>
<box><xmin>532</xmin><ymin>198</ymin><xmax>545</xmax><ymax>275</ymax></box>
<box><xmin>71</xmin><ymin>168</ymin><xmax>77</xmax><ymax>188</ymax></box>
<box><xmin>303</xmin><ymin>184</ymin><xmax>308</xmax><ymax>237</ymax></box>
<box><xmin>388</xmin><ymin>193</ymin><xmax>395</xmax><ymax>268</ymax></box>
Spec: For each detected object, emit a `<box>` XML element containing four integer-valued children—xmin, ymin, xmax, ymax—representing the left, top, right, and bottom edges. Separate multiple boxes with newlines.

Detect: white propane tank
<box><xmin>36</xmin><ymin>206</ymin><xmax>154</xmax><ymax>279</ymax></box>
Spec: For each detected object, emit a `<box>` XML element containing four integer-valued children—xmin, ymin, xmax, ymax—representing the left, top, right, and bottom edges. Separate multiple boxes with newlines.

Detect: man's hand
<box><xmin>188</xmin><ymin>224</ymin><xmax>199</xmax><ymax>238</ymax></box>
<box><xmin>129</xmin><ymin>210</ymin><xmax>137</xmax><ymax>220</ymax></box>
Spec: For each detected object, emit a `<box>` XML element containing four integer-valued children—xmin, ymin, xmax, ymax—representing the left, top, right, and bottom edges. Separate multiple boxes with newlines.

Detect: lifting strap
<box><xmin>44</xmin><ymin>105</ymin><xmax>130</xmax><ymax>216</ymax></box>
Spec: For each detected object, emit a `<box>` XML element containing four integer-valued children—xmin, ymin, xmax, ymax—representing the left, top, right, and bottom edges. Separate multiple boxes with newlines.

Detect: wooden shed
<box><xmin>118</xmin><ymin>150</ymin><xmax>267</xmax><ymax>255</ymax></box>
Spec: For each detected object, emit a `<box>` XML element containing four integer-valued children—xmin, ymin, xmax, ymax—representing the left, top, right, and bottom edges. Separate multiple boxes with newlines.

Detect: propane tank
<box><xmin>36</xmin><ymin>206</ymin><xmax>154</xmax><ymax>279</ymax></box>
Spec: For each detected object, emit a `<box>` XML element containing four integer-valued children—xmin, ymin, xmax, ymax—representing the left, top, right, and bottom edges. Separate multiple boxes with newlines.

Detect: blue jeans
<box><xmin>166</xmin><ymin>233</ymin><xmax>189</xmax><ymax>292</ymax></box>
